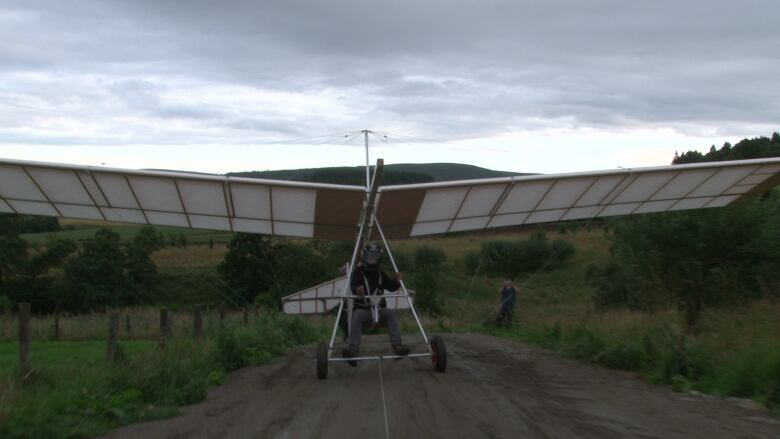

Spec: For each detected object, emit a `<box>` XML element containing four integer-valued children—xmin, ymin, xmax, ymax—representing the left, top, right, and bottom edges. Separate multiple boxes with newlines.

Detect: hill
<box><xmin>227</xmin><ymin>162</ymin><xmax>530</xmax><ymax>186</ymax></box>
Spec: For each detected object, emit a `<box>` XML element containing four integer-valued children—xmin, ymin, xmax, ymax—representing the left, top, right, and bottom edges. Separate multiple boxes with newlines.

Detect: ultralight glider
<box><xmin>1</xmin><ymin>130</ymin><xmax>779</xmax><ymax>378</ymax></box>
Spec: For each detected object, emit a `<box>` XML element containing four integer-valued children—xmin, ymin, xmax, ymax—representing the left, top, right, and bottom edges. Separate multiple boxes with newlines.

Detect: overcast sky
<box><xmin>1</xmin><ymin>0</ymin><xmax>778</xmax><ymax>175</ymax></box>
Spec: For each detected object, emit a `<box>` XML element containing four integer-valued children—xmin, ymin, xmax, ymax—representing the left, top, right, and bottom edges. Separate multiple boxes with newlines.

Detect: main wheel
<box><xmin>316</xmin><ymin>342</ymin><xmax>328</xmax><ymax>380</ymax></box>
<box><xmin>430</xmin><ymin>335</ymin><xmax>447</xmax><ymax>372</ymax></box>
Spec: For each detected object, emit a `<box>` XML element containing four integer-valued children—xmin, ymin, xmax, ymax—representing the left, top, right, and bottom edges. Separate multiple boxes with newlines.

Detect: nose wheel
<box><xmin>316</xmin><ymin>342</ymin><xmax>328</xmax><ymax>379</ymax></box>
<box><xmin>430</xmin><ymin>335</ymin><xmax>447</xmax><ymax>372</ymax></box>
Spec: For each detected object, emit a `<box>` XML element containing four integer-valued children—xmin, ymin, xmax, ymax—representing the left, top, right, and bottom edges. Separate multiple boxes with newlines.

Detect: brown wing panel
<box><xmin>373</xmin><ymin>189</ymin><xmax>426</xmax><ymax>239</ymax></box>
<box><xmin>313</xmin><ymin>188</ymin><xmax>364</xmax><ymax>239</ymax></box>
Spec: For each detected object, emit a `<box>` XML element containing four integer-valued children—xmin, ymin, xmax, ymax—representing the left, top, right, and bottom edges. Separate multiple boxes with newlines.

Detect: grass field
<box><xmin>0</xmin><ymin>313</ymin><xmax>325</xmax><ymax>439</ymax></box>
<box><xmin>0</xmin><ymin>340</ymin><xmax>157</xmax><ymax>438</ymax></box>
<box><xmin>21</xmin><ymin>219</ymin><xmax>233</xmax><ymax>245</ymax></box>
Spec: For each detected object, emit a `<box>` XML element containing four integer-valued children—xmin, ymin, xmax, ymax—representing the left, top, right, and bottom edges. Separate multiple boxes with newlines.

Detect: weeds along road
<box><xmin>103</xmin><ymin>334</ymin><xmax>780</xmax><ymax>439</ymax></box>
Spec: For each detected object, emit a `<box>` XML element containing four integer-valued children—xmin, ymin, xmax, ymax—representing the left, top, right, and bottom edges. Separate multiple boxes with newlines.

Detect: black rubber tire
<box><xmin>430</xmin><ymin>335</ymin><xmax>447</xmax><ymax>372</ymax></box>
<box><xmin>316</xmin><ymin>342</ymin><xmax>328</xmax><ymax>380</ymax></box>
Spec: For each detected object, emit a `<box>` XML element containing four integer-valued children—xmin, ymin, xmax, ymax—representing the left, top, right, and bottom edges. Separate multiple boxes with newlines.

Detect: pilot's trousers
<box><xmin>348</xmin><ymin>308</ymin><xmax>402</xmax><ymax>348</ymax></box>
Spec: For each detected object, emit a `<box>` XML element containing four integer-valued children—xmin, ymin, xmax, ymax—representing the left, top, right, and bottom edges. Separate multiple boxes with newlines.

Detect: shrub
<box><xmin>588</xmin><ymin>193</ymin><xmax>780</xmax><ymax>328</ymax></box>
<box><xmin>212</xmin><ymin>313</ymin><xmax>321</xmax><ymax>370</ymax></box>
<box><xmin>391</xmin><ymin>249</ymin><xmax>413</xmax><ymax>272</ymax></box>
<box><xmin>462</xmin><ymin>250</ymin><xmax>481</xmax><ymax>274</ymax></box>
<box><xmin>0</xmin><ymin>214</ymin><xmax>60</xmax><ymax>234</ymax></box>
<box><xmin>593</xmin><ymin>343</ymin><xmax>645</xmax><ymax>371</ymax></box>
<box><xmin>219</xmin><ymin>234</ymin><xmax>332</xmax><ymax>308</ymax></box>
<box><xmin>550</xmin><ymin>239</ymin><xmax>576</xmax><ymax>264</ymax></box>
<box><xmin>467</xmin><ymin>230</ymin><xmax>576</xmax><ymax>276</ymax></box>
<box><xmin>705</xmin><ymin>343</ymin><xmax>780</xmax><ymax>400</ymax></box>
<box><xmin>411</xmin><ymin>246</ymin><xmax>446</xmax><ymax>316</ymax></box>
<box><xmin>586</xmin><ymin>262</ymin><xmax>656</xmax><ymax>310</ymax></box>
<box><xmin>108</xmin><ymin>339</ymin><xmax>211</xmax><ymax>406</ymax></box>
<box><xmin>63</xmin><ymin>228</ymin><xmax>161</xmax><ymax>312</ymax></box>
<box><xmin>0</xmin><ymin>234</ymin><xmax>77</xmax><ymax>313</ymax></box>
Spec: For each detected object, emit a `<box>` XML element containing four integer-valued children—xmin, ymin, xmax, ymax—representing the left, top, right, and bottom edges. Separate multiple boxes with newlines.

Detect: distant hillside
<box><xmin>228</xmin><ymin>163</ymin><xmax>530</xmax><ymax>186</ymax></box>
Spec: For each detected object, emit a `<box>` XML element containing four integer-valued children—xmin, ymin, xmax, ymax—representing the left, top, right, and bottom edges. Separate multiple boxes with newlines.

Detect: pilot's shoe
<box><xmin>342</xmin><ymin>345</ymin><xmax>359</xmax><ymax>367</ymax></box>
<box><xmin>392</xmin><ymin>344</ymin><xmax>410</xmax><ymax>356</ymax></box>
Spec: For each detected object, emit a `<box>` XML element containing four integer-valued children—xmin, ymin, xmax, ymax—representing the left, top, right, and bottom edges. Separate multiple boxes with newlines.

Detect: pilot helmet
<box><xmin>362</xmin><ymin>243</ymin><xmax>383</xmax><ymax>269</ymax></box>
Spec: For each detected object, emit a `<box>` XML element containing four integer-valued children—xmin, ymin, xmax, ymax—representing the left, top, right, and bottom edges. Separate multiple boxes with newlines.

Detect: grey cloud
<box><xmin>0</xmin><ymin>0</ymin><xmax>779</xmax><ymax>145</ymax></box>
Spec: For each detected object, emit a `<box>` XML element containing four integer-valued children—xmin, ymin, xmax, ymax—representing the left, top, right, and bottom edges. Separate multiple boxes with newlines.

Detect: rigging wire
<box><xmin>202</xmin><ymin>269</ymin><xmax>319</xmax><ymax>357</ymax></box>
<box><xmin>442</xmin><ymin>212</ymin><xmax>606</xmax><ymax>353</ymax></box>
<box><xmin>378</xmin><ymin>359</ymin><xmax>391</xmax><ymax>439</ymax></box>
<box><xmin>246</xmin><ymin>132</ymin><xmax>360</xmax><ymax>146</ymax></box>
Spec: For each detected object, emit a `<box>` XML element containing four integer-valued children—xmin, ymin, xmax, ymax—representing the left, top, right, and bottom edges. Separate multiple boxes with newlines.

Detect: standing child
<box><xmin>496</xmin><ymin>277</ymin><xmax>517</xmax><ymax>327</ymax></box>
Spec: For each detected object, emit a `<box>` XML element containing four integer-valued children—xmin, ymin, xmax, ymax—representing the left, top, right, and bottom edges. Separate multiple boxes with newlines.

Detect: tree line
<box><xmin>673</xmin><ymin>132</ymin><xmax>780</xmax><ymax>164</ymax></box>
<box><xmin>0</xmin><ymin>226</ymin><xmax>165</xmax><ymax>313</ymax></box>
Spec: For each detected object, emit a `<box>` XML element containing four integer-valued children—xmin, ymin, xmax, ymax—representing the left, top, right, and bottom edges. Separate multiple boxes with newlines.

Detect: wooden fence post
<box><xmin>243</xmin><ymin>308</ymin><xmax>249</xmax><ymax>324</ymax></box>
<box><xmin>159</xmin><ymin>308</ymin><xmax>171</xmax><ymax>347</ymax></box>
<box><xmin>53</xmin><ymin>313</ymin><xmax>60</xmax><ymax>341</ymax></box>
<box><xmin>193</xmin><ymin>305</ymin><xmax>203</xmax><ymax>338</ymax></box>
<box><xmin>125</xmin><ymin>314</ymin><xmax>131</xmax><ymax>335</ymax></box>
<box><xmin>18</xmin><ymin>303</ymin><xmax>31</xmax><ymax>378</ymax></box>
<box><xmin>107</xmin><ymin>312</ymin><xmax>119</xmax><ymax>362</ymax></box>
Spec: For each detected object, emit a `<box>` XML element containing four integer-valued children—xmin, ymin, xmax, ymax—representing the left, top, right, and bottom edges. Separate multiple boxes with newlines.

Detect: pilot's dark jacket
<box><xmin>349</xmin><ymin>265</ymin><xmax>401</xmax><ymax>310</ymax></box>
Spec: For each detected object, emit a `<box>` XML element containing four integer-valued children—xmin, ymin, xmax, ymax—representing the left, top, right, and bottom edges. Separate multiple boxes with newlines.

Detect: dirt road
<box><xmin>103</xmin><ymin>334</ymin><xmax>780</xmax><ymax>439</ymax></box>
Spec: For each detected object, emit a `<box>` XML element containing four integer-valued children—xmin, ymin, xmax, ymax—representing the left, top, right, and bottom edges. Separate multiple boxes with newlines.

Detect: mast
<box><xmin>364</xmin><ymin>129</ymin><xmax>371</xmax><ymax>191</ymax></box>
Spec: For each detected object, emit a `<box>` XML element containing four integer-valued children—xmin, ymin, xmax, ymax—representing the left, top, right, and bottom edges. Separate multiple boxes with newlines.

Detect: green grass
<box><xmin>0</xmin><ymin>313</ymin><xmax>325</xmax><ymax>439</ymax></box>
<box><xmin>21</xmin><ymin>221</ymin><xmax>233</xmax><ymax>245</ymax></box>
<box><xmin>478</xmin><ymin>312</ymin><xmax>780</xmax><ymax>406</ymax></box>
<box><xmin>0</xmin><ymin>340</ymin><xmax>157</xmax><ymax>438</ymax></box>
<box><xmin>0</xmin><ymin>340</ymin><xmax>154</xmax><ymax>372</ymax></box>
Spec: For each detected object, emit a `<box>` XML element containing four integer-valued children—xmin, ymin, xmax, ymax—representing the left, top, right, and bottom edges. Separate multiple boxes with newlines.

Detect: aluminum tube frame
<box><xmin>329</xmin><ymin>353</ymin><xmax>431</xmax><ymax>362</ymax></box>
<box><xmin>373</xmin><ymin>215</ymin><xmax>431</xmax><ymax>346</ymax></box>
<box><xmin>328</xmin><ymin>159</ymin><xmax>384</xmax><ymax>356</ymax></box>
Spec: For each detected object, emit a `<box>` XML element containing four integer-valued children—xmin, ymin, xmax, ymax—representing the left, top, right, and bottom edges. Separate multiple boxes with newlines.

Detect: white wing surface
<box><xmin>3</xmin><ymin>157</ymin><xmax>779</xmax><ymax>240</ymax></box>
<box><xmin>281</xmin><ymin>275</ymin><xmax>348</xmax><ymax>314</ymax></box>
<box><xmin>281</xmin><ymin>275</ymin><xmax>414</xmax><ymax>315</ymax></box>
<box><xmin>374</xmin><ymin>158</ymin><xmax>780</xmax><ymax>238</ymax></box>
<box><xmin>0</xmin><ymin>158</ymin><xmax>365</xmax><ymax>239</ymax></box>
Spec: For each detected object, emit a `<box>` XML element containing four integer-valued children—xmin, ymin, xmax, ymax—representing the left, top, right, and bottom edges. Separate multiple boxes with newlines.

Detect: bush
<box><xmin>212</xmin><ymin>313</ymin><xmax>322</xmax><ymax>370</ymax></box>
<box><xmin>550</xmin><ymin>239</ymin><xmax>576</xmax><ymax>264</ymax></box>
<box><xmin>218</xmin><ymin>234</ymin><xmax>332</xmax><ymax>308</ymax></box>
<box><xmin>639</xmin><ymin>325</ymin><xmax>713</xmax><ymax>383</ymax></box>
<box><xmin>1</xmin><ymin>234</ymin><xmax>77</xmax><ymax>313</ymax></box>
<box><xmin>703</xmin><ymin>343</ymin><xmax>780</xmax><ymax>401</ymax></box>
<box><xmin>588</xmin><ymin>193</ymin><xmax>780</xmax><ymax>328</ymax></box>
<box><xmin>411</xmin><ymin>246</ymin><xmax>446</xmax><ymax>316</ymax></box>
<box><xmin>391</xmin><ymin>249</ymin><xmax>413</xmax><ymax>272</ymax></box>
<box><xmin>0</xmin><ymin>214</ymin><xmax>60</xmax><ymax>234</ymax></box>
<box><xmin>586</xmin><ymin>262</ymin><xmax>657</xmax><ymax>310</ymax></box>
<box><xmin>63</xmin><ymin>228</ymin><xmax>162</xmax><ymax>312</ymax></box>
<box><xmin>462</xmin><ymin>250</ymin><xmax>481</xmax><ymax>274</ymax></box>
<box><xmin>593</xmin><ymin>343</ymin><xmax>645</xmax><ymax>371</ymax></box>
<box><xmin>466</xmin><ymin>230</ymin><xmax>576</xmax><ymax>276</ymax></box>
<box><xmin>109</xmin><ymin>340</ymin><xmax>211</xmax><ymax>406</ymax></box>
